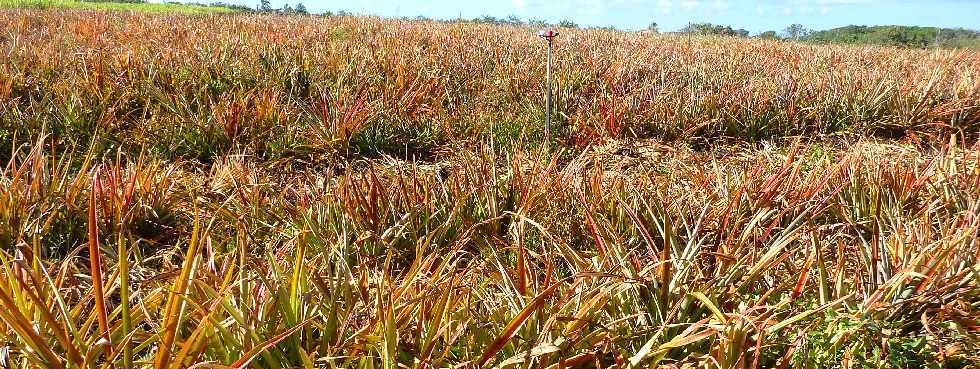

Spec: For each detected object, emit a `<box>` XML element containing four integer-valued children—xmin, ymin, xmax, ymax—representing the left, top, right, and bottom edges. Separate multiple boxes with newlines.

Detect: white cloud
<box><xmin>577</xmin><ymin>0</ymin><xmax>603</xmax><ymax>16</ymax></box>
<box><xmin>753</xmin><ymin>0</ymin><xmax>873</xmax><ymax>18</ymax></box>
<box><xmin>511</xmin><ymin>0</ymin><xmax>527</xmax><ymax>13</ymax></box>
<box><xmin>681</xmin><ymin>0</ymin><xmax>700</xmax><ymax>11</ymax></box>
<box><xmin>815</xmin><ymin>0</ymin><xmax>874</xmax><ymax>4</ymax></box>
<box><xmin>713</xmin><ymin>0</ymin><xmax>729</xmax><ymax>12</ymax></box>
<box><xmin>657</xmin><ymin>0</ymin><xmax>672</xmax><ymax>14</ymax></box>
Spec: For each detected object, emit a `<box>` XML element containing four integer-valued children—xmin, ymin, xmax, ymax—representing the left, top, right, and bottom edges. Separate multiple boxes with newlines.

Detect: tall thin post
<box><xmin>538</xmin><ymin>29</ymin><xmax>558</xmax><ymax>150</ymax></box>
<box><xmin>545</xmin><ymin>37</ymin><xmax>552</xmax><ymax>148</ymax></box>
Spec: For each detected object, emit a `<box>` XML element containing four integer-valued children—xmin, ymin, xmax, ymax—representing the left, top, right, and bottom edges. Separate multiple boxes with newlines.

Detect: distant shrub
<box><xmin>805</xmin><ymin>25</ymin><xmax>980</xmax><ymax>49</ymax></box>
<box><xmin>680</xmin><ymin>22</ymin><xmax>749</xmax><ymax>37</ymax></box>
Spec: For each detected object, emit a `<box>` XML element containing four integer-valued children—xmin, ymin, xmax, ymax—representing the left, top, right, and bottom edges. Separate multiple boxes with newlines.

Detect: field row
<box><xmin>2</xmin><ymin>11</ymin><xmax>979</xmax><ymax>164</ymax></box>
<box><xmin>2</xmin><ymin>136</ymin><xmax>978</xmax><ymax>367</ymax></box>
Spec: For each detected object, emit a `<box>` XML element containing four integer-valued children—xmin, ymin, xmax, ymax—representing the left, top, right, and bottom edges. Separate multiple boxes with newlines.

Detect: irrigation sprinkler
<box><xmin>538</xmin><ymin>29</ymin><xmax>558</xmax><ymax>150</ymax></box>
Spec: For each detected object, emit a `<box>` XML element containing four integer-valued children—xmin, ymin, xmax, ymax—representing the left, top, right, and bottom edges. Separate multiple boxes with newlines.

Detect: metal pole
<box><xmin>538</xmin><ymin>29</ymin><xmax>558</xmax><ymax>151</ymax></box>
<box><xmin>545</xmin><ymin>38</ymin><xmax>552</xmax><ymax>149</ymax></box>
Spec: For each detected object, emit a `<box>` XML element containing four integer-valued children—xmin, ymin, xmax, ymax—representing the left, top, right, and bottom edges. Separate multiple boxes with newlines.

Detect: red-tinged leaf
<box><xmin>915</xmin><ymin>243</ymin><xmax>956</xmax><ymax>294</ymax></box>
<box><xmin>544</xmin><ymin>352</ymin><xmax>595</xmax><ymax>369</ymax></box>
<box><xmin>88</xmin><ymin>171</ymin><xmax>112</xmax><ymax>360</ymax></box>
<box><xmin>792</xmin><ymin>252</ymin><xmax>815</xmax><ymax>299</ymax></box>
<box><xmin>620</xmin><ymin>196</ymin><xmax>658</xmax><ymax>260</ymax></box>
<box><xmin>478</xmin><ymin>282</ymin><xmax>563</xmax><ymax>367</ymax></box>
<box><xmin>574</xmin><ymin>186</ymin><xmax>607</xmax><ymax>257</ymax></box>
<box><xmin>516</xmin><ymin>244</ymin><xmax>527</xmax><ymax>296</ymax></box>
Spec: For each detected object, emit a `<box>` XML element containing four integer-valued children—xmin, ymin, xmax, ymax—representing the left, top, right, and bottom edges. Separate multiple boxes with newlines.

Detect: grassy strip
<box><xmin>0</xmin><ymin>0</ymin><xmax>238</xmax><ymax>13</ymax></box>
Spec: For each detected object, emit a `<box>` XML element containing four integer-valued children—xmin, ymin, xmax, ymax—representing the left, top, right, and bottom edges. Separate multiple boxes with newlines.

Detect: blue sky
<box><xmin>229</xmin><ymin>0</ymin><xmax>979</xmax><ymax>34</ymax></box>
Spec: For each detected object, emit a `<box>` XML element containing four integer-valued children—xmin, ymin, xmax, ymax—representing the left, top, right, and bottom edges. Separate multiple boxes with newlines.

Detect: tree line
<box><xmin>669</xmin><ymin>22</ymin><xmax>979</xmax><ymax>50</ymax></box>
<box><xmin>73</xmin><ymin>2</ymin><xmax>980</xmax><ymax>49</ymax></box>
<box><xmin>256</xmin><ymin>0</ymin><xmax>307</xmax><ymax>15</ymax></box>
<box><xmin>452</xmin><ymin>17</ymin><xmax>979</xmax><ymax>50</ymax></box>
<box><xmin>803</xmin><ymin>25</ymin><xmax>980</xmax><ymax>49</ymax></box>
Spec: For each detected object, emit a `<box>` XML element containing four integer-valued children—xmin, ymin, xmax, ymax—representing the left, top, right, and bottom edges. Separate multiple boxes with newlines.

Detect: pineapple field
<box><xmin>1</xmin><ymin>9</ymin><xmax>979</xmax><ymax>369</ymax></box>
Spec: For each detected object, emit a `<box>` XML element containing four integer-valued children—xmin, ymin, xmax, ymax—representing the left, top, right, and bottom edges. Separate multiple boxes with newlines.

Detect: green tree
<box><xmin>757</xmin><ymin>31</ymin><xmax>780</xmax><ymax>40</ymax></box>
<box><xmin>783</xmin><ymin>24</ymin><xmax>811</xmax><ymax>40</ymax></box>
<box><xmin>681</xmin><ymin>22</ymin><xmax>748</xmax><ymax>37</ymax></box>
<box><xmin>259</xmin><ymin>0</ymin><xmax>270</xmax><ymax>11</ymax></box>
<box><xmin>294</xmin><ymin>2</ymin><xmax>307</xmax><ymax>14</ymax></box>
<box><xmin>647</xmin><ymin>22</ymin><xmax>658</xmax><ymax>33</ymax></box>
<box><xmin>557</xmin><ymin>19</ymin><xmax>578</xmax><ymax>28</ymax></box>
<box><xmin>527</xmin><ymin>18</ymin><xmax>547</xmax><ymax>27</ymax></box>
<box><xmin>475</xmin><ymin>15</ymin><xmax>500</xmax><ymax>24</ymax></box>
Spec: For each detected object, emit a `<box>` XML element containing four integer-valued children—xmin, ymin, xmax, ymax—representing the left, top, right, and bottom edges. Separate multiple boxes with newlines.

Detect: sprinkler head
<box><xmin>537</xmin><ymin>29</ymin><xmax>559</xmax><ymax>41</ymax></box>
